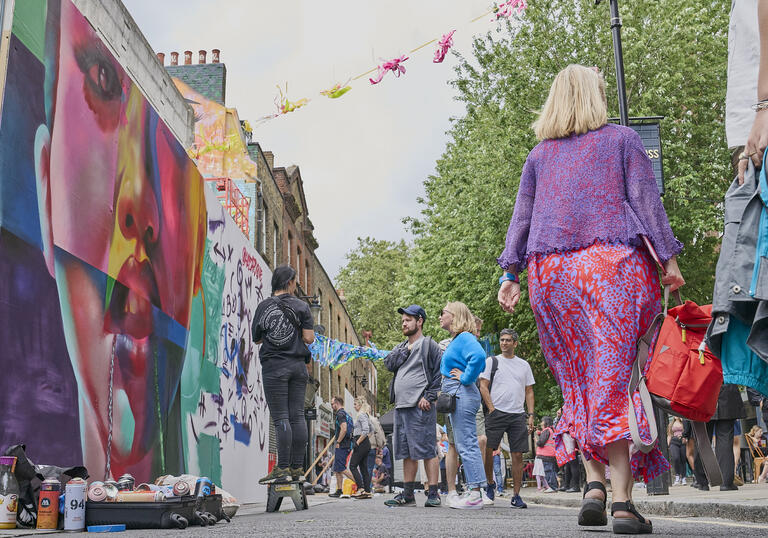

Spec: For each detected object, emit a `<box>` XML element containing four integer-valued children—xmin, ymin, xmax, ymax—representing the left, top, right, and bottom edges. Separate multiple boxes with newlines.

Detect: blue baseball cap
<box><xmin>398</xmin><ymin>304</ymin><xmax>427</xmax><ymax>321</ymax></box>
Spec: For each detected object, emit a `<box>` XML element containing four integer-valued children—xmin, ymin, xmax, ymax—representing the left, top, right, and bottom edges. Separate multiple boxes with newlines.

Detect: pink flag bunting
<box><xmin>433</xmin><ymin>30</ymin><xmax>456</xmax><ymax>63</ymax></box>
<box><xmin>494</xmin><ymin>0</ymin><xmax>528</xmax><ymax>20</ymax></box>
<box><xmin>369</xmin><ymin>55</ymin><xmax>409</xmax><ymax>85</ymax></box>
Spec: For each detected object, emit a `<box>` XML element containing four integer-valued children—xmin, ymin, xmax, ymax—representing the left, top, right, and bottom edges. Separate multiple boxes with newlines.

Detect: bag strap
<box><xmin>489</xmin><ymin>356</ymin><xmax>499</xmax><ymax>392</ymax></box>
<box><xmin>628</xmin><ymin>286</ymin><xmax>670</xmax><ymax>454</ymax></box>
<box><xmin>272</xmin><ymin>296</ymin><xmax>302</xmax><ymax>331</ymax></box>
<box><xmin>691</xmin><ymin>421</ymin><xmax>723</xmax><ymax>487</ymax></box>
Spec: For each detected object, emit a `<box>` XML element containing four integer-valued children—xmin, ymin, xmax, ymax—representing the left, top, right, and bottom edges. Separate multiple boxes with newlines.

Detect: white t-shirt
<box><xmin>479</xmin><ymin>355</ymin><xmax>535</xmax><ymax>414</ymax></box>
<box><xmin>726</xmin><ymin>0</ymin><xmax>759</xmax><ymax>148</ymax></box>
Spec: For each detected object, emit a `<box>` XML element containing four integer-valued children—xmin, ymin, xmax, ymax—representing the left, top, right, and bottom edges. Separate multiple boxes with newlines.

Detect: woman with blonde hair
<box><xmin>438</xmin><ymin>301</ymin><xmax>488</xmax><ymax>509</ymax></box>
<box><xmin>350</xmin><ymin>396</ymin><xmax>373</xmax><ymax>498</ymax></box>
<box><xmin>497</xmin><ymin>65</ymin><xmax>685</xmax><ymax>535</ymax></box>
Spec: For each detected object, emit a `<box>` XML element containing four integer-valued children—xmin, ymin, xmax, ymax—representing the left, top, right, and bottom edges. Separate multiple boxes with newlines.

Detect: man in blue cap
<box><xmin>384</xmin><ymin>305</ymin><xmax>443</xmax><ymax>507</ymax></box>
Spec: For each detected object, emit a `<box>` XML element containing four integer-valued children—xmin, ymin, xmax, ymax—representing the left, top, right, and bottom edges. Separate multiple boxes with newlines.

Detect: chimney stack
<box><xmin>263</xmin><ymin>151</ymin><xmax>275</xmax><ymax>170</ymax></box>
<box><xmin>184</xmin><ymin>50</ymin><xmax>192</xmax><ymax>65</ymax></box>
<box><xmin>156</xmin><ymin>52</ymin><xmax>165</xmax><ymax>65</ymax></box>
<box><xmin>170</xmin><ymin>51</ymin><xmax>178</xmax><ymax>66</ymax></box>
<box><xmin>212</xmin><ymin>49</ymin><xmax>220</xmax><ymax>63</ymax></box>
<box><xmin>198</xmin><ymin>50</ymin><xmax>206</xmax><ymax>64</ymax></box>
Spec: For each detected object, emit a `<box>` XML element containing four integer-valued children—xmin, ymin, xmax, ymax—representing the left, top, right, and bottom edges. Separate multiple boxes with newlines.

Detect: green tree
<box><xmin>402</xmin><ymin>0</ymin><xmax>729</xmax><ymax>417</ymax></box>
<box><xmin>336</xmin><ymin>237</ymin><xmax>411</xmax><ymax>412</ymax></box>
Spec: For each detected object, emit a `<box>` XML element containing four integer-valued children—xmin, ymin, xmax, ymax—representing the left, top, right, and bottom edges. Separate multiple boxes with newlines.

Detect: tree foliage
<box><xmin>339</xmin><ymin>0</ymin><xmax>730</xmax><ymax>417</ymax></box>
<box><xmin>336</xmin><ymin>237</ymin><xmax>411</xmax><ymax>411</ymax></box>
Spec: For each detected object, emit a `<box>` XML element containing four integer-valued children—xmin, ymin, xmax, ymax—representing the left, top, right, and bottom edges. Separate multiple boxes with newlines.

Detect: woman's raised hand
<box><xmin>661</xmin><ymin>256</ymin><xmax>685</xmax><ymax>292</ymax></box>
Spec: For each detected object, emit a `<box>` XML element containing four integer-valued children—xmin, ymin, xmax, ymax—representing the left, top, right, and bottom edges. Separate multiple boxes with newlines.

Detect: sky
<box><xmin>122</xmin><ymin>0</ymin><xmax>505</xmax><ymax>279</ymax></box>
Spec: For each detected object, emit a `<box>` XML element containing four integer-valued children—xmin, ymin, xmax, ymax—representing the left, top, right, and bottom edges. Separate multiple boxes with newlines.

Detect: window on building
<box><xmin>288</xmin><ymin>232</ymin><xmax>294</xmax><ymax>269</ymax></box>
<box><xmin>272</xmin><ymin>221</ymin><xmax>278</xmax><ymax>268</ymax></box>
<box><xmin>296</xmin><ymin>245</ymin><xmax>302</xmax><ymax>285</ymax></box>
<box><xmin>260</xmin><ymin>202</ymin><xmax>267</xmax><ymax>255</ymax></box>
<box><xmin>328</xmin><ymin>302</ymin><xmax>333</xmax><ymax>338</ymax></box>
<box><xmin>344</xmin><ymin>326</ymin><xmax>348</xmax><ymax>344</ymax></box>
<box><xmin>337</xmin><ymin>315</ymin><xmax>341</xmax><ymax>341</ymax></box>
<box><xmin>304</xmin><ymin>259</ymin><xmax>310</xmax><ymax>292</ymax></box>
<box><xmin>317</xmin><ymin>289</ymin><xmax>323</xmax><ymax>327</ymax></box>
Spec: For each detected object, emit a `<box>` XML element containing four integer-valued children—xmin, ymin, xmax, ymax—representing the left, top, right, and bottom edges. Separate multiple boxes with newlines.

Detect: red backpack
<box><xmin>629</xmin><ymin>287</ymin><xmax>724</xmax><ymax>486</ymax></box>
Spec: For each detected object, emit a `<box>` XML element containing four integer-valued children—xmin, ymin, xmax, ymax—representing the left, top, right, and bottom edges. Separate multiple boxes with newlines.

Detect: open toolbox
<box><xmin>85</xmin><ymin>494</ymin><xmax>228</xmax><ymax>530</ymax></box>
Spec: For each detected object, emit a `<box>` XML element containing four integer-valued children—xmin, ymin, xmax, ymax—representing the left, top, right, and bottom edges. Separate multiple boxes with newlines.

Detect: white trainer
<box><xmin>446</xmin><ymin>491</ymin><xmax>460</xmax><ymax>508</ymax></box>
<box><xmin>481</xmin><ymin>488</ymin><xmax>494</xmax><ymax>506</ymax></box>
<box><xmin>450</xmin><ymin>490</ymin><xmax>484</xmax><ymax>510</ymax></box>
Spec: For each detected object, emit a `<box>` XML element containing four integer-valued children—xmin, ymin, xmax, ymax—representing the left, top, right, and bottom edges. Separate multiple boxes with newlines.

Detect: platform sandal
<box><xmin>611</xmin><ymin>500</ymin><xmax>652</xmax><ymax>534</ymax></box>
<box><xmin>578</xmin><ymin>481</ymin><xmax>607</xmax><ymax>526</ymax></box>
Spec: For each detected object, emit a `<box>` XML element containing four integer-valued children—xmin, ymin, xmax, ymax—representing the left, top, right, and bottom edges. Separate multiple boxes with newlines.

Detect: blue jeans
<box><xmin>443</xmin><ymin>377</ymin><xmax>487</xmax><ymax>489</ymax></box>
<box><xmin>493</xmin><ymin>453</ymin><xmax>504</xmax><ymax>491</ymax></box>
<box><xmin>542</xmin><ymin>458</ymin><xmax>559</xmax><ymax>490</ymax></box>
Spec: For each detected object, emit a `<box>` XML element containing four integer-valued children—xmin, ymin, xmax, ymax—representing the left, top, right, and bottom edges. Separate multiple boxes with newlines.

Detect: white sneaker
<box><xmin>680</xmin><ymin>477</ymin><xmax>687</xmax><ymax>486</ymax></box>
<box><xmin>446</xmin><ymin>491</ymin><xmax>460</xmax><ymax>508</ymax></box>
<box><xmin>673</xmin><ymin>475</ymin><xmax>681</xmax><ymax>486</ymax></box>
<box><xmin>543</xmin><ymin>487</ymin><xmax>556</xmax><ymax>493</ymax></box>
<box><xmin>450</xmin><ymin>490</ymin><xmax>484</xmax><ymax>510</ymax></box>
<box><xmin>481</xmin><ymin>488</ymin><xmax>494</xmax><ymax>506</ymax></box>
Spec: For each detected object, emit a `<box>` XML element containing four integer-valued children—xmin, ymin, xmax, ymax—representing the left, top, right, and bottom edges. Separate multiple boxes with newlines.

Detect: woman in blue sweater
<box><xmin>439</xmin><ymin>301</ymin><xmax>488</xmax><ymax>509</ymax></box>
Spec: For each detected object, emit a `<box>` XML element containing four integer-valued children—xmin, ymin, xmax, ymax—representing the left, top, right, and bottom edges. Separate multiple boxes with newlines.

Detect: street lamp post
<box><xmin>595</xmin><ymin>0</ymin><xmax>629</xmax><ymax>126</ymax></box>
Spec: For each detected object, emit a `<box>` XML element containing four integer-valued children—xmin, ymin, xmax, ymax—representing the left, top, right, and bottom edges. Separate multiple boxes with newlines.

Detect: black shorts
<box><xmin>485</xmin><ymin>410</ymin><xmax>528</xmax><ymax>453</ymax></box>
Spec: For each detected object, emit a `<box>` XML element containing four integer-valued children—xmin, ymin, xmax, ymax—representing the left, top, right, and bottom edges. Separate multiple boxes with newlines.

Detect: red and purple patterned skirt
<box><xmin>527</xmin><ymin>241</ymin><xmax>668</xmax><ymax>482</ymax></box>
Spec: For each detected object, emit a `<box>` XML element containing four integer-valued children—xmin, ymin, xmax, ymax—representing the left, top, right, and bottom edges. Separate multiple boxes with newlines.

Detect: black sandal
<box><xmin>611</xmin><ymin>501</ymin><xmax>653</xmax><ymax>534</ymax></box>
<box><xmin>578</xmin><ymin>481</ymin><xmax>607</xmax><ymax>526</ymax></box>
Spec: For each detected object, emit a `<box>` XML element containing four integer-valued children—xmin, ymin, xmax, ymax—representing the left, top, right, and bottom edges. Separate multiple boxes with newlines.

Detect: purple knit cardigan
<box><xmin>497</xmin><ymin>124</ymin><xmax>683</xmax><ymax>273</ymax></box>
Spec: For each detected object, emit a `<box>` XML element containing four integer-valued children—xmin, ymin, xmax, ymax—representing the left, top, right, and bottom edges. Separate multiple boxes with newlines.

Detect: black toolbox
<box><xmin>85</xmin><ymin>494</ymin><xmax>227</xmax><ymax>529</ymax></box>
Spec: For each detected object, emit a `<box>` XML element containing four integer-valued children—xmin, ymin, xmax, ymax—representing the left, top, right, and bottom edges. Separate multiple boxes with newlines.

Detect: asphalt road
<box><xmin>4</xmin><ymin>494</ymin><xmax>767</xmax><ymax>537</ymax></box>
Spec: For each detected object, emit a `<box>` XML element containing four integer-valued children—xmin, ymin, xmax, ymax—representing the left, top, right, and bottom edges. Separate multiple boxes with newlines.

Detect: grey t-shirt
<box><xmin>393</xmin><ymin>337</ymin><xmax>428</xmax><ymax>409</ymax></box>
<box><xmin>353</xmin><ymin>412</ymin><xmax>371</xmax><ymax>436</ymax></box>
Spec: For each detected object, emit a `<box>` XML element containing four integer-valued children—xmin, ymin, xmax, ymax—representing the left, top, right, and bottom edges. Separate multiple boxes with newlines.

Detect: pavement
<box><xmin>2</xmin><ymin>484</ymin><xmax>768</xmax><ymax>536</ymax></box>
<box><xmin>519</xmin><ymin>481</ymin><xmax>768</xmax><ymax>523</ymax></box>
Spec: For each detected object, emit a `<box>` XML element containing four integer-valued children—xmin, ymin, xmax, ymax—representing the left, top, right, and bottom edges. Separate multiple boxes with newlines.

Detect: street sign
<box><xmin>304</xmin><ymin>408</ymin><xmax>317</xmax><ymax>420</ymax></box>
<box><xmin>630</xmin><ymin>122</ymin><xmax>665</xmax><ymax>195</ymax></box>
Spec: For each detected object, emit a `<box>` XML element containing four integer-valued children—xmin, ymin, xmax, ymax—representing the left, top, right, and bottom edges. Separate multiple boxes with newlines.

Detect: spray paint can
<box><xmin>193</xmin><ymin>477</ymin><xmax>212</xmax><ymax>498</ymax></box>
<box><xmin>172</xmin><ymin>481</ymin><xmax>190</xmax><ymax>497</ymax></box>
<box><xmin>115</xmin><ymin>491</ymin><xmax>165</xmax><ymax>503</ymax></box>
<box><xmin>116</xmin><ymin>474</ymin><xmax>134</xmax><ymax>492</ymax></box>
<box><xmin>63</xmin><ymin>478</ymin><xmax>86</xmax><ymax>532</ymax></box>
<box><xmin>0</xmin><ymin>456</ymin><xmax>19</xmax><ymax>530</ymax></box>
<box><xmin>36</xmin><ymin>479</ymin><xmax>61</xmax><ymax>529</ymax></box>
<box><xmin>87</xmin><ymin>482</ymin><xmax>107</xmax><ymax>503</ymax></box>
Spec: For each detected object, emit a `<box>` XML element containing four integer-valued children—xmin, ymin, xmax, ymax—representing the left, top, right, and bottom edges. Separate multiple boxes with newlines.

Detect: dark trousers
<box><xmin>694</xmin><ymin>419</ymin><xmax>735</xmax><ymax>487</ymax></box>
<box><xmin>562</xmin><ymin>458</ymin><xmax>580</xmax><ymax>489</ymax></box>
<box><xmin>262</xmin><ymin>359</ymin><xmax>308</xmax><ymax>468</ymax></box>
<box><xmin>669</xmin><ymin>439</ymin><xmax>687</xmax><ymax>477</ymax></box>
<box><xmin>542</xmin><ymin>458</ymin><xmax>559</xmax><ymax>490</ymax></box>
<box><xmin>350</xmin><ymin>437</ymin><xmax>372</xmax><ymax>492</ymax></box>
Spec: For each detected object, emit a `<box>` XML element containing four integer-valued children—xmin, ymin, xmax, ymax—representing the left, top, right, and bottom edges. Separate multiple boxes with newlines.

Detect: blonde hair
<box><xmin>444</xmin><ymin>301</ymin><xmax>476</xmax><ymax>336</ymax></box>
<box><xmin>355</xmin><ymin>397</ymin><xmax>371</xmax><ymax>416</ymax></box>
<box><xmin>749</xmin><ymin>425</ymin><xmax>763</xmax><ymax>439</ymax></box>
<box><xmin>532</xmin><ymin>64</ymin><xmax>608</xmax><ymax>141</ymax></box>
<box><xmin>667</xmin><ymin>418</ymin><xmax>683</xmax><ymax>437</ymax></box>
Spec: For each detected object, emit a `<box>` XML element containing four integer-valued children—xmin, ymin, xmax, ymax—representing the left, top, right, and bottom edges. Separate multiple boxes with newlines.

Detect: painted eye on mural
<box><xmin>75</xmin><ymin>45</ymin><xmax>122</xmax><ymax>102</ymax></box>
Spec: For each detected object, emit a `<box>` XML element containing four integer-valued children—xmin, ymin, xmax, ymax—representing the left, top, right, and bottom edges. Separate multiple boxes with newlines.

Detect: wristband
<box><xmin>498</xmin><ymin>272</ymin><xmax>519</xmax><ymax>285</ymax></box>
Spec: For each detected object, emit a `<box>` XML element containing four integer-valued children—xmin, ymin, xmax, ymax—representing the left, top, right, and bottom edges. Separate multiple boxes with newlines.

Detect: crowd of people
<box><xmin>251</xmin><ymin>2</ymin><xmax>768</xmax><ymax>535</ymax></box>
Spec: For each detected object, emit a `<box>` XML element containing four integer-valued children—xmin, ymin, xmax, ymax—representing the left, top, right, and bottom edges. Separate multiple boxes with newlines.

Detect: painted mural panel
<box><xmin>0</xmin><ymin>0</ymin><xmax>270</xmax><ymax>503</ymax></box>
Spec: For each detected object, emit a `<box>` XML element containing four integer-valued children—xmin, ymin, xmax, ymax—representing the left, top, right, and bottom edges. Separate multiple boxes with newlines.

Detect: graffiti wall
<box><xmin>0</xmin><ymin>0</ymin><xmax>270</xmax><ymax>502</ymax></box>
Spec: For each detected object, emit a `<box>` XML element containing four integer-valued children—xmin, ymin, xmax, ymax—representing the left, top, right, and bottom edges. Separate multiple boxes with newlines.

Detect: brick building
<box><xmin>161</xmin><ymin>49</ymin><xmax>377</xmax><ymax>467</ymax></box>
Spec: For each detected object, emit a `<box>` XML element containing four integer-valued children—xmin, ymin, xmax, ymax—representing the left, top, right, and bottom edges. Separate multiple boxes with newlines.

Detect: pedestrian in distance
<box><xmin>439</xmin><ymin>302</ymin><xmax>489</xmax><ymax>509</ymax></box>
<box><xmin>479</xmin><ymin>328</ymin><xmax>535</xmax><ymax>509</ymax></box>
<box><xmin>492</xmin><ymin>450</ymin><xmax>506</xmax><ymax>496</ymax></box>
<box><xmin>328</xmin><ymin>397</ymin><xmax>355</xmax><ymax>498</ymax></box>
<box><xmin>536</xmin><ymin>417</ymin><xmax>559</xmax><ymax>494</ymax></box>
<box><xmin>383</xmin><ymin>305</ymin><xmax>443</xmax><ymax>507</ymax></box>
<box><xmin>350</xmin><ymin>397</ymin><xmax>373</xmax><ymax>499</ymax></box>
<box><xmin>471</xmin><ymin>316</ymin><xmax>493</xmax><ymax>506</ymax></box>
<box><xmin>371</xmin><ymin>455</ymin><xmax>391</xmax><ymax>493</ymax></box>
<box><xmin>497</xmin><ymin>64</ymin><xmax>685</xmax><ymax>535</ymax></box>
<box><xmin>253</xmin><ymin>265</ymin><xmax>316</xmax><ymax>485</ymax></box>
<box><xmin>668</xmin><ymin>418</ymin><xmax>687</xmax><ymax>486</ymax></box>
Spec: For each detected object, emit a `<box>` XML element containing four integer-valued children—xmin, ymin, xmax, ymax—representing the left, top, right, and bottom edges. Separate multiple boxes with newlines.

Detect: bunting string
<box><xmin>254</xmin><ymin>3</ymin><xmax>527</xmax><ymax>125</ymax></box>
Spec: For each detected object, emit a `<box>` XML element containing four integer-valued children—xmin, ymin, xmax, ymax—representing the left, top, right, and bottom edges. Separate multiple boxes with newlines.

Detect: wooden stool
<box><xmin>265</xmin><ymin>481</ymin><xmax>308</xmax><ymax>512</ymax></box>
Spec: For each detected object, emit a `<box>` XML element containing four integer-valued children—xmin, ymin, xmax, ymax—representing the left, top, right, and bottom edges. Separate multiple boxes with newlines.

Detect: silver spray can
<box><xmin>64</xmin><ymin>478</ymin><xmax>86</xmax><ymax>532</ymax></box>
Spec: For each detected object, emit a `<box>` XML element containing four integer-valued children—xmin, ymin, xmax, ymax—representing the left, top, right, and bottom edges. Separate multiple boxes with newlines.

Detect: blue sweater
<box><xmin>440</xmin><ymin>332</ymin><xmax>487</xmax><ymax>385</ymax></box>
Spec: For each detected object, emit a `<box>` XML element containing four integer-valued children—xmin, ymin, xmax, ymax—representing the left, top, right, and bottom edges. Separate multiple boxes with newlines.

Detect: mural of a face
<box><xmin>35</xmin><ymin>0</ymin><xmax>206</xmax><ymax>477</ymax></box>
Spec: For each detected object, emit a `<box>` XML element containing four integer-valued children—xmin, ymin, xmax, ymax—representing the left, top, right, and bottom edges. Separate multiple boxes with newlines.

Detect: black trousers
<box><xmin>350</xmin><ymin>437</ymin><xmax>372</xmax><ymax>492</ymax></box>
<box><xmin>262</xmin><ymin>359</ymin><xmax>308</xmax><ymax>469</ymax></box>
<box><xmin>694</xmin><ymin>419</ymin><xmax>735</xmax><ymax>487</ymax></box>
<box><xmin>562</xmin><ymin>458</ymin><xmax>581</xmax><ymax>489</ymax></box>
<box><xmin>669</xmin><ymin>439</ymin><xmax>687</xmax><ymax>477</ymax></box>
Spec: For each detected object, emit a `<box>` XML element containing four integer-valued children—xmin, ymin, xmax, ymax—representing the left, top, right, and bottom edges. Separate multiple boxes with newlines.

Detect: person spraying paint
<box><xmin>252</xmin><ymin>265</ymin><xmax>315</xmax><ymax>484</ymax></box>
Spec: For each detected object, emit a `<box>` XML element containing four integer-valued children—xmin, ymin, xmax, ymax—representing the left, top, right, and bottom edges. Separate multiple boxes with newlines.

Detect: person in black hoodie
<box><xmin>252</xmin><ymin>265</ymin><xmax>315</xmax><ymax>484</ymax></box>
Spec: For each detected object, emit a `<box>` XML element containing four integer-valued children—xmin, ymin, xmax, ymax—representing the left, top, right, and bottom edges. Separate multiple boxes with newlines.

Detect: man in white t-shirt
<box><xmin>479</xmin><ymin>328</ymin><xmax>535</xmax><ymax>509</ymax></box>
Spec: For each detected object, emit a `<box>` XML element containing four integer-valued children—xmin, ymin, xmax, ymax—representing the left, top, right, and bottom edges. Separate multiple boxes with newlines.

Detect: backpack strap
<box><xmin>489</xmin><ymin>356</ymin><xmax>499</xmax><ymax>392</ymax></box>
